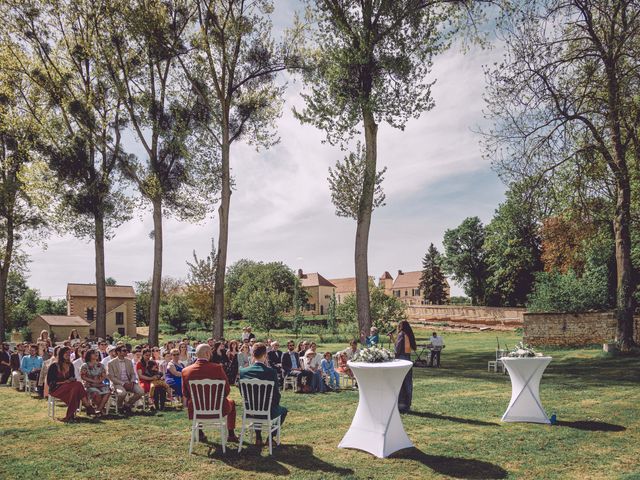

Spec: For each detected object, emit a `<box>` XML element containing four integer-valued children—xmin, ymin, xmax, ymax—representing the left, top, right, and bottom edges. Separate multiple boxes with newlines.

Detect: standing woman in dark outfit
<box><xmin>391</xmin><ymin>320</ymin><xmax>417</xmax><ymax>413</ymax></box>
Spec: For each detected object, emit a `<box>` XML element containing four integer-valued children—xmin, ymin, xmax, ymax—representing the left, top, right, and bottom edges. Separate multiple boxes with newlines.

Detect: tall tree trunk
<box><xmin>94</xmin><ymin>211</ymin><xmax>107</xmax><ymax>339</ymax></box>
<box><xmin>213</xmin><ymin>127</ymin><xmax>230</xmax><ymax>340</ymax></box>
<box><xmin>0</xmin><ymin>210</ymin><xmax>13</xmax><ymax>343</ymax></box>
<box><xmin>613</xmin><ymin>175</ymin><xmax>636</xmax><ymax>350</ymax></box>
<box><xmin>149</xmin><ymin>197</ymin><xmax>163</xmax><ymax>347</ymax></box>
<box><xmin>355</xmin><ymin>109</ymin><xmax>378</xmax><ymax>343</ymax></box>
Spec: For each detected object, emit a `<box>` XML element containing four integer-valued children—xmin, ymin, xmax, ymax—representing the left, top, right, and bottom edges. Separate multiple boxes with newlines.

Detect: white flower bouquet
<box><xmin>508</xmin><ymin>341</ymin><xmax>541</xmax><ymax>358</ymax></box>
<box><xmin>352</xmin><ymin>345</ymin><xmax>395</xmax><ymax>363</ymax></box>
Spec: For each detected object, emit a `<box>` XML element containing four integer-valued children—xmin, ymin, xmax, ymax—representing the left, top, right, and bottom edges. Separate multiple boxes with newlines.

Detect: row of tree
<box><xmin>416</xmin><ymin>1</ymin><xmax>640</xmax><ymax>350</ymax></box>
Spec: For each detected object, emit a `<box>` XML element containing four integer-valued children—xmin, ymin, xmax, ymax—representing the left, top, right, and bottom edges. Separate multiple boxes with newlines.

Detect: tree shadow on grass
<box><xmin>556</xmin><ymin>420</ymin><xmax>626</xmax><ymax>432</ymax></box>
<box><xmin>406</xmin><ymin>410</ymin><xmax>499</xmax><ymax>427</ymax></box>
<box><xmin>210</xmin><ymin>443</ymin><xmax>354</xmax><ymax>477</ymax></box>
<box><xmin>392</xmin><ymin>448</ymin><xmax>508</xmax><ymax>479</ymax></box>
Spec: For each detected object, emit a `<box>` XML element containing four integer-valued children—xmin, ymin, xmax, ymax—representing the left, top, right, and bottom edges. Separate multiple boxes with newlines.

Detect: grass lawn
<box><xmin>1</xmin><ymin>329</ymin><xmax>639</xmax><ymax>480</ymax></box>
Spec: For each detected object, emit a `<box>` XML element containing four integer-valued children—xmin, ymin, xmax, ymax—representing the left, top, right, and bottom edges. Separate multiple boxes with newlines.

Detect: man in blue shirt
<box><xmin>20</xmin><ymin>344</ymin><xmax>43</xmax><ymax>393</ymax></box>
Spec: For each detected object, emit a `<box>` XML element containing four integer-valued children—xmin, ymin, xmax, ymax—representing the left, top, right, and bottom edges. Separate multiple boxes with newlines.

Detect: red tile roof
<box><xmin>379</xmin><ymin>271</ymin><xmax>393</xmax><ymax>280</ymax></box>
<box><xmin>392</xmin><ymin>271</ymin><xmax>449</xmax><ymax>289</ymax></box>
<box><xmin>67</xmin><ymin>283</ymin><xmax>136</xmax><ymax>298</ymax></box>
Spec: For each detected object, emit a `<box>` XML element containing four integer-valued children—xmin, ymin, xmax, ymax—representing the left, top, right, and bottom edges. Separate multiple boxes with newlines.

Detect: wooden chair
<box><xmin>238</xmin><ymin>378</ymin><xmax>282</xmax><ymax>455</ymax></box>
<box><xmin>188</xmin><ymin>379</ymin><xmax>228</xmax><ymax>454</ymax></box>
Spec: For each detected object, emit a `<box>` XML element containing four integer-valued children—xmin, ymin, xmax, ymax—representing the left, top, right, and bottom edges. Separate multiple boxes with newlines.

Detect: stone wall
<box><xmin>523</xmin><ymin>311</ymin><xmax>640</xmax><ymax>347</ymax></box>
<box><xmin>407</xmin><ymin>305</ymin><xmax>525</xmax><ymax>330</ymax></box>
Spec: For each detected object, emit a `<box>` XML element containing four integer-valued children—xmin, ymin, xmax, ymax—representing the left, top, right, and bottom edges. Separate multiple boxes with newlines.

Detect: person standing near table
<box><xmin>429</xmin><ymin>331</ymin><xmax>444</xmax><ymax>367</ymax></box>
<box><xmin>390</xmin><ymin>320</ymin><xmax>417</xmax><ymax>413</ymax></box>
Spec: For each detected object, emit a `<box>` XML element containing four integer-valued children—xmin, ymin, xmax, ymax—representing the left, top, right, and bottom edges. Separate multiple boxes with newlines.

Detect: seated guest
<box><xmin>342</xmin><ymin>340</ymin><xmax>360</xmax><ymax>360</ymax></box>
<box><xmin>81</xmin><ymin>349</ymin><xmax>111</xmax><ymax>415</ymax></box>
<box><xmin>159</xmin><ymin>352</ymin><xmax>171</xmax><ymax>375</ymax></box>
<box><xmin>39</xmin><ymin>346</ymin><xmax>60</xmax><ymax>397</ymax></box>
<box><xmin>0</xmin><ymin>342</ymin><xmax>11</xmax><ymax>385</ymax></box>
<box><xmin>68</xmin><ymin>329</ymin><xmax>81</xmax><ymax>345</ymax></box>
<box><xmin>165</xmin><ymin>348</ymin><xmax>185</xmax><ymax>404</ymax></box>
<box><xmin>182</xmin><ymin>344</ymin><xmax>239</xmax><ymax>443</ymax></box>
<box><xmin>177</xmin><ymin>342</ymin><xmax>191</xmax><ymax>367</ymax></box>
<box><xmin>335</xmin><ymin>352</ymin><xmax>354</xmax><ymax>381</ymax></box>
<box><xmin>73</xmin><ymin>345</ymin><xmax>89</xmax><ymax>381</ymax></box>
<box><xmin>210</xmin><ymin>341</ymin><xmax>228</xmax><ymax>368</ymax></box>
<box><xmin>303</xmin><ymin>349</ymin><xmax>325</xmax><ymax>393</ymax></box>
<box><xmin>10</xmin><ymin>343</ymin><xmax>25</xmax><ymax>389</ymax></box>
<box><xmin>321</xmin><ymin>352</ymin><xmax>340</xmax><ymax>390</ymax></box>
<box><xmin>297</xmin><ymin>341</ymin><xmax>307</xmax><ymax>357</ymax></box>
<box><xmin>102</xmin><ymin>346</ymin><xmax>117</xmax><ymax>368</ymax></box>
<box><xmin>135</xmin><ymin>348</ymin><xmax>154</xmax><ymax>395</ymax></box>
<box><xmin>151</xmin><ymin>347</ymin><xmax>162</xmax><ymax>362</ymax></box>
<box><xmin>38</xmin><ymin>330</ymin><xmax>52</xmax><ymax>349</ymax></box>
<box><xmin>97</xmin><ymin>340</ymin><xmax>109</xmax><ymax>360</ymax></box>
<box><xmin>237</xmin><ymin>343</ymin><xmax>251</xmax><ymax>369</ymax></box>
<box><xmin>160</xmin><ymin>341</ymin><xmax>175</xmax><ymax>356</ymax></box>
<box><xmin>47</xmin><ymin>346</ymin><xmax>94</xmax><ymax>421</ymax></box>
<box><xmin>147</xmin><ymin>360</ymin><xmax>169</xmax><ymax>410</ymax></box>
<box><xmin>21</xmin><ymin>344</ymin><xmax>43</xmax><ymax>394</ymax></box>
<box><xmin>281</xmin><ymin>341</ymin><xmax>303</xmax><ymax>390</ymax></box>
<box><xmin>225</xmin><ymin>340</ymin><xmax>239</xmax><ymax>384</ymax></box>
<box><xmin>366</xmin><ymin>327</ymin><xmax>380</xmax><ymax>347</ymax></box>
<box><xmin>239</xmin><ymin>343</ymin><xmax>288</xmax><ymax>446</ymax></box>
<box><xmin>108</xmin><ymin>346</ymin><xmax>143</xmax><ymax>413</ymax></box>
<box><xmin>267</xmin><ymin>341</ymin><xmax>283</xmax><ymax>369</ymax></box>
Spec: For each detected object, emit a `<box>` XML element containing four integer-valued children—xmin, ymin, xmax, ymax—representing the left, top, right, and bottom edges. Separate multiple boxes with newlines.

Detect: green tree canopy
<box><xmin>442</xmin><ymin>217</ymin><xmax>487</xmax><ymax>305</ymax></box>
<box><xmin>419</xmin><ymin>243</ymin><xmax>448</xmax><ymax>305</ymax></box>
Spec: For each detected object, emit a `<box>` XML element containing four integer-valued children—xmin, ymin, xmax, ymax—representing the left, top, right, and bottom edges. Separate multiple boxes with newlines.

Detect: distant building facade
<box><xmin>298</xmin><ymin>270</ymin><xmax>336</xmax><ymax>315</ymax></box>
<box><xmin>66</xmin><ymin>283</ymin><xmax>137</xmax><ymax>337</ymax></box>
<box><xmin>387</xmin><ymin>270</ymin><xmax>451</xmax><ymax>306</ymax></box>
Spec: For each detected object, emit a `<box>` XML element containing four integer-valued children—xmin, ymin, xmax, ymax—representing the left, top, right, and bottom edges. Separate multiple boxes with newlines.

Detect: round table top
<box><xmin>501</xmin><ymin>356</ymin><xmax>552</xmax><ymax>362</ymax></box>
<box><xmin>347</xmin><ymin>359</ymin><xmax>413</xmax><ymax>369</ymax></box>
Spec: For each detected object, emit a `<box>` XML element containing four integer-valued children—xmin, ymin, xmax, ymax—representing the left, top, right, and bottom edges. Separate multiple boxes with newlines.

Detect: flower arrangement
<box><xmin>352</xmin><ymin>345</ymin><xmax>395</xmax><ymax>363</ymax></box>
<box><xmin>508</xmin><ymin>341</ymin><xmax>541</xmax><ymax>358</ymax></box>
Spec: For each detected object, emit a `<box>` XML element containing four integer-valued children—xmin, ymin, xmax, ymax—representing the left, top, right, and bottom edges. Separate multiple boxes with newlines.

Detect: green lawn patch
<box><xmin>1</xmin><ymin>330</ymin><xmax>638</xmax><ymax>479</ymax></box>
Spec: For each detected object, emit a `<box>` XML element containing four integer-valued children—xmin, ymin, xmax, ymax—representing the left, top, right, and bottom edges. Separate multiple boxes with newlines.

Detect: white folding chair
<box><xmin>282</xmin><ymin>374</ymin><xmax>297</xmax><ymax>391</ymax></box>
<box><xmin>188</xmin><ymin>379</ymin><xmax>228</xmax><ymax>454</ymax></box>
<box><xmin>25</xmin><ymin>378</ymin><xmax>38</xmax><ymax>395</ymax></box>
<box><xmin>238</xmin><ymin>378</ymin><xmax>282</xmax><ymax>455</ymax></box>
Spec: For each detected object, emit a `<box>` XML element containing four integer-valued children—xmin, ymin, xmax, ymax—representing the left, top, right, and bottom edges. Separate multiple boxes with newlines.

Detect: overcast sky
<box><xmin>23</xmin><ymin>2</ymin><xmax>506</xmax><ymax>299</ymax></box>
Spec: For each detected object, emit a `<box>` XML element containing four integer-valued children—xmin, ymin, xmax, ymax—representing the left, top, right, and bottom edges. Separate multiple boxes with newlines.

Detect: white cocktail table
<box><xmin>501</xmin><ymin>356</ymin><xmax>552</xmax><ymax>424</ymax></box>
<box><xmin>338</xmin><ymin>359</ymin><xmax>414</xmax><ymax>458</ymax></box>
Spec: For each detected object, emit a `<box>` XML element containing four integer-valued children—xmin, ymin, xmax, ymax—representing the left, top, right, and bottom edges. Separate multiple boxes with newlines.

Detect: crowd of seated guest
<box><xmin>1</xmin><ymin>325</ymin><xmax>368</xmax><ymax>428</ymax></box>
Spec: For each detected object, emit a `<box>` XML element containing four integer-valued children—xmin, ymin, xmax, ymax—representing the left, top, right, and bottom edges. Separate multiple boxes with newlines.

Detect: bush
<box><xmin>527</xmin><ymin>265</ymin><xmax>611</xmax><ymax>313</ymax></box>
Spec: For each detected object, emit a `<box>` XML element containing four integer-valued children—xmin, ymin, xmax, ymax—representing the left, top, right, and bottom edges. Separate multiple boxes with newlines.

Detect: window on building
<box><xmin>412</xmin><ymin>288</ymin><xmax>420</xmax><ymax>296</ymax></box>
<box><xmin>115</xmin><ymin>312</ymin><xmax>124</xmax><ymax>325</ymax></box>
<box><xmin>324</xmin><ymin>295</ymin><xmax>330</xmax><ymax>299</ymax></box>
<box><xmin>86</xmin><ymin>307</ymin><xmax>94</xmax><ymax>321</ymax></box>
<box><xmin>305</xmin><ymin>303</ymin><xmax>316</xmax><ymax>311</ymax></box>
<box><xmin>89</xmin><ymin>329</ymin><xmax>95</xmax><ymax>336</ymax></box>
<box><xmin>404</xmin><ymin>290</ymin><xmax>408</xmax><ymax>296</ymax></box>
<box><xmin>393</xmin><ymin>290</ymin><xmax>400</xmax><ymax>298</ymax></box>
<box><xmin>117</xmin><ymin>328</ymin><xmax>125</xmax><ymax>336</ymax></box>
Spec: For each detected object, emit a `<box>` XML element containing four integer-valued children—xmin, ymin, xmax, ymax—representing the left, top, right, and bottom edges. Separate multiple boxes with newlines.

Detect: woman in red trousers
<box><xmin>47</xmin><ymin>346</ymin><xmax>94</xmax><ymax>422</ymax></box>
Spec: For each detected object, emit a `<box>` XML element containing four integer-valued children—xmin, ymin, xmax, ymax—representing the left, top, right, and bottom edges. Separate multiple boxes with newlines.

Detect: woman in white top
<box><xmin>177</xmin><ymin>342</ymin><xmax>191</xmax><ymax>367</ymax></box>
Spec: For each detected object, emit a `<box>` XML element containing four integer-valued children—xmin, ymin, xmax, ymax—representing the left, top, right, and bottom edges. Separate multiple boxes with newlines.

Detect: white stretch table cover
<box><xmin>501</xmin><ymin>356</ymin><xmax>552</xmax><ymax>424</ymax></box>
<box><xmin>338</xmin><ymin>359</ymin><xmax>414</xmax><ymax>458</ymax></box>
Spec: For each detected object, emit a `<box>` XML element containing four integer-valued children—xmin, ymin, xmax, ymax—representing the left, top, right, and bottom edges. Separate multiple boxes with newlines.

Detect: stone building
<box><xmin>66</xmin><ymin>283</ymin><xmax>137</xmax><ymax>337</ymax></box>
<box><xmin>28</xmin><ymin>315</ymin><xmax>90</xmax><ymax>342</ymax></box>
<box><xmin>389</xmin><ymin>270</ymin><xmax>450</xmax><ymax>305</ymax></box>
<box><xmin>298</xmin><ymin>270</ymin><xmax>336</xmax><ymax>315</ymax></box>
